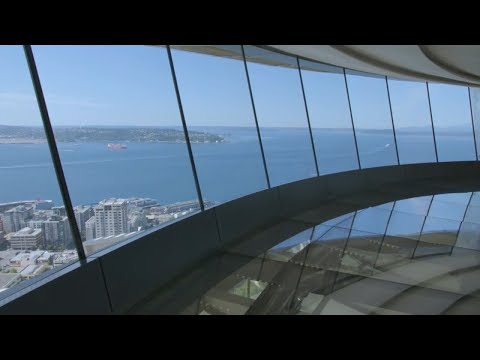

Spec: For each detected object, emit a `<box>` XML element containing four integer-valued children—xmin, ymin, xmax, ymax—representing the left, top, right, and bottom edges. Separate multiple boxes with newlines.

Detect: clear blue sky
<box><xmin>0</xmin><ymin>45</ymin><xmax>474</xmax><ymax>129</ymax></box>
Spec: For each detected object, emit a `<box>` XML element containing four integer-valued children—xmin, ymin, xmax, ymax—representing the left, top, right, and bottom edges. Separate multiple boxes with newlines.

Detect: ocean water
<box><xmin>0</xmin><ymin>127</ymin><xmax>476</xmax><ymax>207</ymax></box>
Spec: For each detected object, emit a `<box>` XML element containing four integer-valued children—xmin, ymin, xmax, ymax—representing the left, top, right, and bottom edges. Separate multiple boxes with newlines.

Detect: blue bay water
<box><xmin>0</xmin><ymin>127</ymin><xmax>476</xmax><ymax>207</ymax></box>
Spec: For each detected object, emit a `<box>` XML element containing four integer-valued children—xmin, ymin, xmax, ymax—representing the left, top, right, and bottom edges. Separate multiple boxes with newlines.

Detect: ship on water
<box><xmin>107</xmin><ymin>143</ymin><xmax>128</xmax><ymax>150</ymax></box>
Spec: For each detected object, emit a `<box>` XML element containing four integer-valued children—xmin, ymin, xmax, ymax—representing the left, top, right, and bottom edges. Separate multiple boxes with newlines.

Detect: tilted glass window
<box><xmin>170</xmin><ymin>46</ymin><xmax>267</xmax><ymax>205</ymax></box>
<box><xmin>387</xmin><ymin>79</ymin><xmax>436</xmax><ymax>164</ymax></box>
<box><xmin>299</xmin><ymin>59</ymin><xmax>359</xmax><ymax>174</ymax></box>
<box><xmin>0</xmin><ymin>45</ymin><xmax>79</xmax><ymax>296</ymax></box>
<box><xmin>428</xmin><ymin>83</ymin><xmax>476</xmax><ymax>161</ymax></box>
<box><xmin>243</xmin><ymin>46</ymin><xmax>317</xmax><ymax>186</ymax></box>
<box><xmin>469</xmin><ymin>86</ymin><xmax>480</xmax><ymax>160</ymax></box>
<box><xmin>345</xmin><ymin>70</ymin><xmax>398</xmax><ymax>168</ymax></box>
<box><xmin>32</xmin><ymin>45</ymin><xmax>199</xmax><ymax>255</ymax></box>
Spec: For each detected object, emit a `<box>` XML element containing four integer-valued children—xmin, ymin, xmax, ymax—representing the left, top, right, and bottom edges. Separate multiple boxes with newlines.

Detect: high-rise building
<box><xmin>28</xmin><ymin>220</ymin><xmax>44</xmax><ymax>231</ymax></box>
<box><xmin>85</xmin><ymin>216</ymin><xmax>96</xmax><ymax>241</ymax></box>
<box><xmin>74</xmin><ymin>206</ymin><xmax>94</xmax><ymax>240</ymax></box>
<box><xmin>43</xmin><ymin>215</ymin><xmax>72</xmax><ymax>249</ymax></box>
<box><xmin>3</xmin><ymin>205</ymin><xmax>34</xmax><ymax>234</ymax></box>
<box><xmin>9</xmin><ymin>227</ymin><xmax>43</xmax><ymax>250</ymax></box>
<box><xmin>52</xmin><ymin>206</ymin><xmax>67</xmax><ymax>217</ymax></box>
<box><xmin>94</xmin><ymin>199</ymin><xmax>128</xmax><ymax>238</ymax></box>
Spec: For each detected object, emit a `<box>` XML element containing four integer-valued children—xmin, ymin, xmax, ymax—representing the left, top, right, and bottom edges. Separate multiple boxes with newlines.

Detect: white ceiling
<box><xmin>169</xmin><ymin>45</ymin><xmax>480</xmax><ymax>87</ymax></box>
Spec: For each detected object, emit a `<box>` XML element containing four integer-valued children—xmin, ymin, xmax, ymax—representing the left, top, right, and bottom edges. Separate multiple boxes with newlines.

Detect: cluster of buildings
<box><xmin>0</xmin><ymin>196</ymin><xmax>214</xmax><ymax>292</ymax></box>
<box><xmin>0</xmin><ymin>196</ymin><xmax>209</xmax><ymax>258</ymax></box>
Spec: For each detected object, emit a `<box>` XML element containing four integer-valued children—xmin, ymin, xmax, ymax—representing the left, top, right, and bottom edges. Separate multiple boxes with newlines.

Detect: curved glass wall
<box><xmin>0</xmin><ymin>45</ymin><xmax>79</xmax><ymax>294</ymax></box>
<box><xmin>170</xmin><ymin>46</ymin><xmax>267</xmax><ymax>204</ymax></box>
<box><xmin>243</xmin><ymin>46</ymin><xmax>317</xmax><ymax>186</ymax></box>
<box><xmin>345</xmin><ymin>70</ymin><xmax>398</xmax><ymax>168</ymax></box>
<box><xmin>31</xmin><ymin>45</ymin><xmax>199</xmax><ymax>255</ymax></box>
<box><xmin>1</xmin><ymin>44</ymin><xmax>480</xmax><ymax>304</ymax></box>
<box><xmin>387</xmin><ymin>79</ymin><xmax>437</xmax><ymax>164</ymax></box>
<box><xmin>189</xmin><ymin>190</ymin><xmax>480</xmax><ymax>315</ymax></box>
<box><xmin>428</xmin><ymin>83</ymin><xmax>476</xmax><ymax>161</ymax></box>
<box><xmin>299</xmin><ymin>59</ymin><xmax>359</xmax><ymax>174</ymax></box>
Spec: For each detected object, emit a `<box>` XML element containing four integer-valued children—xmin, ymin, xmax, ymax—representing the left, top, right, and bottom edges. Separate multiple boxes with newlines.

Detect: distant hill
<box><xmin>0</xmin><ymin>125</ymin><xmax>225</xmax><ymax>144</ymax></box>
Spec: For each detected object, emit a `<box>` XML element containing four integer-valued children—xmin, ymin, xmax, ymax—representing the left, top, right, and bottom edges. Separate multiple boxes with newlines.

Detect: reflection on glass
<box><xmin>394</xmin><ymin>195</ymin><xmax>433</xmax><ymax>216</ymax></box>
<box><xmin>376</xmin><ymin>235</ymin><xmax>417</xmax><ymax>268</ymax></box>
<box><xmin>171</xmin><ymin>46</ymin><xmax>267</xmax><ymax>204</ymax></box>
<box><xmin>185</xmin><ymin>190</ymin><xmax>480</xmax><ymax>315</ymax></box>
<box><xmin>351</xmin><ymin>207</ymin><xmax>391</xmax><ymax>235</ymax></box>
<box><xmin>0</xmin><ymin>45</ymin><xmax>79</xmax><ymax>295</ymax></box>
<box><xmin>305</xmin><ymin>226</ymin><xmax>350</xmax><ymax>271</ymax></box>
<box><xmin>267</xmin><ymin>228</ymin><xmax>313</xmax><ymax>262</ymax></box>
<box><xmin>32</xmin><ymin>45</ymin><xmax>199</xmax><ymax>256</ymax></box>
<box><xmin>387</xmin><ymin>79</ymin><xmax>436</xmax><ymax>164</ymax></box>
<box><xmin>421</xmin><ymin>216</ymin><xmax>461</xmax><ymax>246</ymax></box>
<box><xmin>341</xmin><ymin>230</ymin><xmax>382</xmax><ymax>276</ymax></box>
<box><xmin>428</xmin><ymin>83</ymin><xmax>476</xmax><ymax>161</ymax></box>
<box><xmin>243</xmin><ymin>46</ymin><xmax>317</xmax><ymax>186</ymax></box>
<box><xmin>456</xmin><ymin>221</ymin><xmax>480</xmax><ymax>251</ymax></box>
<box><xmin>299</xmin><ymin>59</ymin><xmax>359</xmax><ymax>174</ymax></box>
<box><xmin>429</xmin><ymin>196</ymin><xmax>469</xmax><ymax>222</ymax></box>
<box><xmin>386</xmin><ymin>210</ymin><xmax>424</xmax><ymax>240</ymax></box>
<box><xmin>345</xmin><ymin>71</ymin><xmax>398</xmax><ymax>168</ymax></box>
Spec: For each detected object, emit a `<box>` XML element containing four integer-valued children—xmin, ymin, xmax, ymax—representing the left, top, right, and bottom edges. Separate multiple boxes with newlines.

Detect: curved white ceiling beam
<box><xmin>165</xmin><ymin>45</ymin><xmax>480</xmax><ymax>87</ymax></box>
<box><xmin>270</xmin><ymin>45</ymin><xmax>480</xmax><ymax>86</ymax></box>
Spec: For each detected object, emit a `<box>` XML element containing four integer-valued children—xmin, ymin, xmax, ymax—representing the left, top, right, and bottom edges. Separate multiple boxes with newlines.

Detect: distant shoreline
<box><xmin>0</xmin><ymin>139</ymin><xmax>46</xmax><ymax>144</ymax></box>
<box><xmin>0</xmin><ymin>139</ymin><xmax>224</xmax><ymax>145</ymax></box>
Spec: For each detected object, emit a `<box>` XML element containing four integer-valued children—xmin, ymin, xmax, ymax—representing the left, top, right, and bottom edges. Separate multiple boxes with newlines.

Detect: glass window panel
<box><xmin>469</xmin><ymin>192</ymin><xmax>480</xmax><ymax>207</ymax></box>
<box><xmin>421</xmin><ymin>216</ymin><xmax>461</xmax><ymax>246</ymax></box>
<box><xmin>428</xmin><ymin>197</ymin><xmax>468</xmax><ymax>222</ymax></box>
<box><xmin>258</xmin><ymin>258</ymin><xmax>302</xmax><ymax>289</ymax></box>
<box><xmin>376</xmin><ymin>235</ymin><xmax>417</xmax><ymax>268</ymax></box>
<box><xmin>267</xmin><ymin>227</ymin><xmax>313</xmax><ymax>261</ymax></box>
<box><xmin>296</xmin><ymin>291</ymin><xmax>326</xmax><ymax>314</ymax></box>
<box><xmin>229</xmin><ymin>278</ymin><xmax>268</xmax><ymax>301</ymax></box>
<box><xmin>305</xmin><ymin>226</ymin><xmax>350</xmax><ymax>271</ymax></box>
<box><xmin>312</xmin><ymin>224</ymin><xmax>335</xmax><ymax>240</ymax></box>
<box><xmin>296</xmin><ymin>267</ymin><xmax>338</xmax><ymax>298</ymax></box>
<box><xmin>345</xmin><ymin>70</ymin><xmax>398</xmax><ymax>168</ymax></box>
<box><xmin>470</xmin><ymin>87</ymin><xmax>480</xmax><ymax>159</ymax></box>
<box><xmin>428</xmin><ymin>83</ymin><xmax>476</xmax><ymax>161</ymax></box>
<box><xmin>386</xmin><ymin>210</ymin><xmax>425</xmax><ymax>240</ymax></box>
<box><xmin>387</xmin><ymin>79</ymin><xmax>436</xmax><ymax>164</ymax></box>
<box><xmin>32</xmin><ymin>45</ymin><xmax>199</xmax><ymax>255</ymax></box>
<box><xmin>413</xmin><ymin>241</ymin><xmax>452</xmax><ymax>258</ymax></box>
<box><xmin>341</xmin><ymin>229</ymin><xmax>383</xmax><ymax>276</ymax></box>
<box><xmin>351</xmin><ymin>207</ymin><xmax>392</xmax><ymax>235</ymax></box>
<box><xmin>299</xmin><ymin>59</ymin><xmax>359</xmax><ymax>174</ymax></box>
<box><xmin>464</xmin><ymin>204</ymin><xmax>480</xmax><ymax>225</ymax></box>
<box><xmin>171</xmin><ymin>46</ymin><xmax>267</xmax><ymax>204</ymax></box>
<box><xmin>376</xmin><ymin>201</ymin><xmax>395</xmax><ymax>211</ymax></box>
<box><xmin>394</xmin><ymin>195</ymin><xmax>433</xmax><ymax>216</ymax></box>
<box><xmin>456</xmin><ymin>221</ymin><xmax>480</xmax><ymax>251</ymax></box>
<box><xmin>434</xmin><ymin>192</ymin><xmax>471</xmax><ymax>206</ymax></box>
<box><xmin>0</xmin><ymin>45</ymin><xmax>79</xmax><ymax>295</ymax></box>
<box><xmin>243</xmin><ymin>46</ymin><xmax>317</xmax><ymax>186</ymax></box>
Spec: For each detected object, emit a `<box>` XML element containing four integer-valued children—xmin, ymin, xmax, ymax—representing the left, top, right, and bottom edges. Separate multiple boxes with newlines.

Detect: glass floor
<box><xmin>178</xmin><ymin>191</ymin><xmax>480</xmax><ymax>315</ymax></box>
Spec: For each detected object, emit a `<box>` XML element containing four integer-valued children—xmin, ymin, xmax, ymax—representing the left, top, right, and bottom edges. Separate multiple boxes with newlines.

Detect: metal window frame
<box><xmin>23</xmin><ymin>45</ymin><xmax>86</xmax><ymax>260</ymax></box>
<box><xmin>166</xmin><ymin>45</ymin><xmax>205</xmax><ymax>211</ymax></box>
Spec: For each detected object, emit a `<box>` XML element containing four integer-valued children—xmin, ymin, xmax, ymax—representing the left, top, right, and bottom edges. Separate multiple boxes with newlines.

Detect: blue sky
<box><xmin>0</xmin><ymin>45</ymin><xmax>475</xmax><ymax>129</ymax></box>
